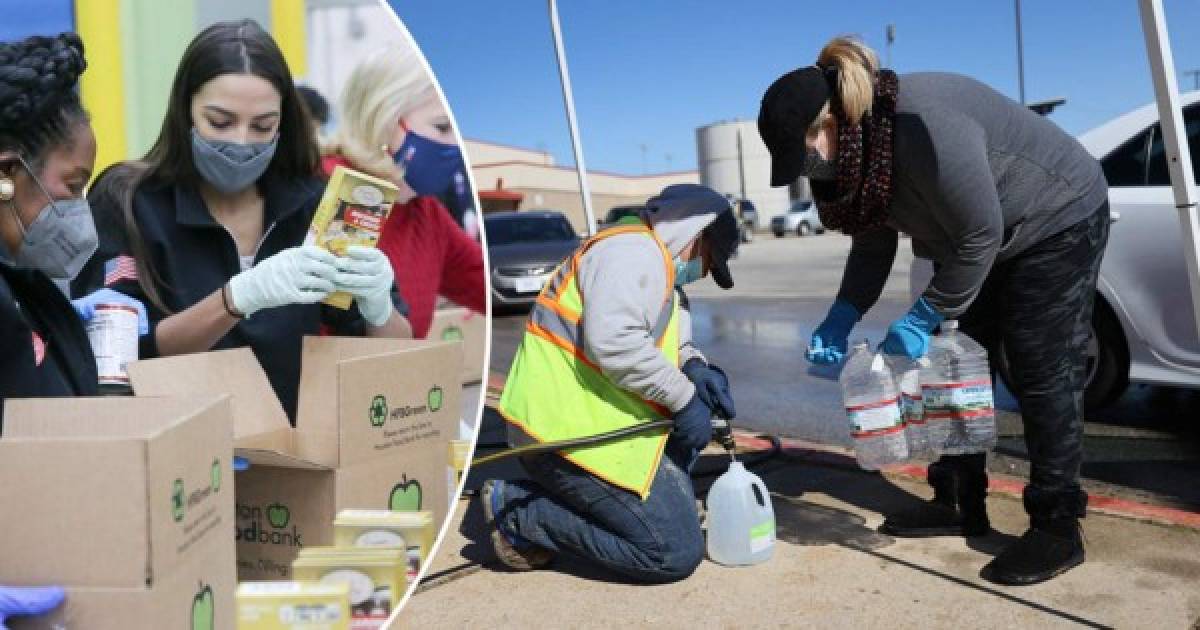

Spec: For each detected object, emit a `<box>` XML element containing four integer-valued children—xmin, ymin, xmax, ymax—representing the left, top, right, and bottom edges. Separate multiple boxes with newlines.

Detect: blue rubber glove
<box><xmin>71</xmin><ymin>289</ymin><xmax>149</xmax><ymax>336</ymax></box>
<box><xmin>681</xmin><ymin>359</ymin><xmax>736</xmax><ymax>420</ymax></box>
<box><xmin>0</xmin><ymin>585</ymin><xmax>65</xmax><ymax>629</ymax></box>
<box><xmin>881</xmin><ymin>297</ymin><xmax>945</xmax><ymax>359</ymax></box>
<box><xmin>806</xmin><ymin>299</ymin><xmax>860</xmax><ymax>365</ymax></box>
<box><xmin>671</xmin><ymin>393</ymin><xmax>714</xmax><ymax>456</ymax></box>
<box><xmin>233</xmin><ymin>456</ymin><xmax>250</xmax><ymax>472</ymax></box>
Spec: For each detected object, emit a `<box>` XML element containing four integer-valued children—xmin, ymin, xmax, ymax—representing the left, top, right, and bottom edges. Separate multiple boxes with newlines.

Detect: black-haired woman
<box><xmin>759</xmin><ymin>36</ymin><xmax>1108</xmax><ymax>586</ymax></box>
<box><xmin>76</xmin><ymin>20</ymin><xmax>412</xmax><ymax>422</ymax></box>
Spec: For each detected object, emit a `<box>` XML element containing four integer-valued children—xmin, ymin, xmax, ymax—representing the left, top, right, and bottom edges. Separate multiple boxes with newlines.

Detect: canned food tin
<box><xmin>86</xmin><ymin>303</ymin><xmax>139</xmax><ymax>388</ymax></box>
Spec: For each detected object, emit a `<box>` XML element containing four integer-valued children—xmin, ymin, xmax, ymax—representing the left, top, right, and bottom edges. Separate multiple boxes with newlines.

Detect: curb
<box><xmin>733</xmin><ymin>433</ymin><xmax>1200</xmax><ymax>531</ymax></box>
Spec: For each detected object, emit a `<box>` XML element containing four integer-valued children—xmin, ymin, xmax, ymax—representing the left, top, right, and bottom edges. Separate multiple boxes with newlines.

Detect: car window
<box><xmin>1145</xmin><ymin>104</ymin><xmax>1200</xmax><ymax>187</ymax></box>
<box><xmin>1102</xmin><ymin>127</ymin><xmax>1152</xmax><ymax>187</ymax></box>
<box><xmin>485</xmin><ymin>216</ymin><xmax>577</xmax><ymax>246</ymax></box>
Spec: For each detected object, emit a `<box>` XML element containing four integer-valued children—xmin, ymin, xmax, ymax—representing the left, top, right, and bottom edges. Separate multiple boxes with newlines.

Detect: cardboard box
<box><xmin>0</xmin><ymin>396</ymin><xmax>237</xmax><ymax>630</ymax></box>
<box><xmin>427</xmin><ymin>307</ymin><xmax>486</xmax><ymax>384</ymax></box>
<box><xmin>128</xmin><ymin>337</ymin><xmax>463</xmax><ymax>582</ymax></box>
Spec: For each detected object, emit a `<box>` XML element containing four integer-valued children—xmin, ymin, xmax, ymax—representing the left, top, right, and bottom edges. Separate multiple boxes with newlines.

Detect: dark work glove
<box><xmin>671</xmin><ymin>393</ymin><xmax>714</xmax><ymax>456</ymax></box>
<box><xmin>682</xmin><ymin>358</ymin><xmax>736</xmax><ymax>420</ymax></box>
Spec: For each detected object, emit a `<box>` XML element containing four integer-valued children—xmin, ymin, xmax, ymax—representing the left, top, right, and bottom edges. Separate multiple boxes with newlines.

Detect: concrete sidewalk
<box><xmin>400</xmin><ymin>435</ymin><xmax>1200</xmax><ymax>629</ymax></box>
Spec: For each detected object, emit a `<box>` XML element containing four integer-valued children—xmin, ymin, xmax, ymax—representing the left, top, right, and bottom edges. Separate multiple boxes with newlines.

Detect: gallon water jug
<box><xmin>920</xmin><ymin>321</ymin><xmax>997</xmax><ymax>455</ymax></box>
<box><xmin>889</xmin><ymin>355</ymin><xmax>930</xmax><ymax>458</ymax></box>
<box><xmin>706</xmin><ymin>461</ymin><xmax>775</xmax><ymax>566</ymax></box>
<box><xmin>840</xmin><ymin>341</ymin><xmax>908</xmax><ymax>470</ymax></box>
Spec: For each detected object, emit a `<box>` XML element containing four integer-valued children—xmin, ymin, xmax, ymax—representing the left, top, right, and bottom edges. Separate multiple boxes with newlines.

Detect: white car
<box><xmin>911</xmin><ymin>93</ymin><xmax>1200</xmax><ymax>409</ymax></box>
<box><xmin>771</xmin><ymin>200</ymin><xmax>826</xmax><ymax>237</ymax></box>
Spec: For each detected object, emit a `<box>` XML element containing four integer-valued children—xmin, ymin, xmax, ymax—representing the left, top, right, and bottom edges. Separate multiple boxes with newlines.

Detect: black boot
<box><xmin>981</xmin><ymin>518</ymin><xmax>1083</xmax><ymax>585</ymax></box>
<box><xmin>982</xmin><ymin>489</ymin><xmax>1086</xmax><ymax>585</ymax></box>
<box><xmin>880</xmin><ymin>456</ymin><xmax>989</xmax><ymax>537</ymax></box>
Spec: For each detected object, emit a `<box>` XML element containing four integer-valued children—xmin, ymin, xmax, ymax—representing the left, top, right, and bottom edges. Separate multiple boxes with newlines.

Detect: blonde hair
<box><xmin>814</xmin><ymin>36</ymin><xmax>880</xmax><ymax>127</ymax></box>
<box><xmin>325</xmin><ymin>43</ymin><xmax>437</xmax><ymax>182</ymax></box>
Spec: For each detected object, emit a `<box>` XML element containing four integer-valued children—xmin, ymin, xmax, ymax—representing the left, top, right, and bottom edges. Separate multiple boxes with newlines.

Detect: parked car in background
<box><xmin>911</xmin><ymin>92</ymin><xmax>1200</xmax><ymax>409</ymax></box>
<box><xmin>486</xmin><ymin>211</ymin><xmax>580</xmax><ymax>308</ymax></box>
<box><xmin>771</xmin><ymin>200</ymin><xmax>825</xmax><ymax>237</ymax></box>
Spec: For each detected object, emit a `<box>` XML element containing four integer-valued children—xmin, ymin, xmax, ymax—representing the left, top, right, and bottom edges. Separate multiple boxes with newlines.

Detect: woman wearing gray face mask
<box><xmin>0</xmin><ymin>33</ymin><xmax>150</xmax><ymax>439</ymax></box>
<box><xmin>75</xmin><ymin>20</ymin><xmax>413</xmax><ymax>423</ymax></box>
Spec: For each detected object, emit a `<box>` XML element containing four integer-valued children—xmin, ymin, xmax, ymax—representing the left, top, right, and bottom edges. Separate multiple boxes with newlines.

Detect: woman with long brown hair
<box><xmin>759</xmin><ymin>36</ymin><xmax>1109</xmax><ymax>585</ymax></box>
<box><xmin>75</xmin><ymin>20</ymin><xmax>411</xmax><ymax>421</ymax></box>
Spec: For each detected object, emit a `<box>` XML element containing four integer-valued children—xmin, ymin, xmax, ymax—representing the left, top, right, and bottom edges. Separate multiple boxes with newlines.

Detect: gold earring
<box><xmin>0</xmin><ymin>177</ymin><xmax>14</xmax><ymax>201</ymax></box>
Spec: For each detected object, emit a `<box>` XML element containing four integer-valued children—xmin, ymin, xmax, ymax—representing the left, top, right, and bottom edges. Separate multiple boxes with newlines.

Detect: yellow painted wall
<box><xmin>269</xmin><ymin>0</ymin><xmax>307</xmax><ymax>79</ymax></box>
<box><xmin>74</xmin><ymin>0</ymin><xmax>126</xmax><ymax>179</ymax></box>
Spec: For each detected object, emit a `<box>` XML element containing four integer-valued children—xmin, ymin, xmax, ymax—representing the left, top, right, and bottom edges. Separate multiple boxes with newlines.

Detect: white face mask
<box><xmin>9</xmin><ymin>154</ymin><xmax>97</xmax><ymax>280</ymax></box>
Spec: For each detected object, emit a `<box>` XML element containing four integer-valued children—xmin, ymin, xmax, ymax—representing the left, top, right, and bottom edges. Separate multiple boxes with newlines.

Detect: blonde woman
<box><xmin>758</xmin><ymin>36</ymin><xmax>1108</xmax><ymax>585</ymax></box>
<box><xmin>323</xmin><ymin>44</ymin><xmax>485</xmax><ymax>338</ymax></box>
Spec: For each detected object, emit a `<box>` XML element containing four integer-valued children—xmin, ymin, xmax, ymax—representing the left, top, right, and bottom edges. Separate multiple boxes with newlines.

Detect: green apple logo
<box><xmin>369</xmin><ymin>395</ymin><xmax>388</xmax><ymax>427</ymax></box>
<box><xmin>390</xmin><ymin>475</ymin><xmax>422</xmax><ymax>511</ymax></box>
<box><xmin>441</xmin><ymin>326</ymin><xmax>464</xmax><ymax>342</ymax></box>
<box><xmin>211</xmin><ymin>458</ymin><xmax>221</xmax><ymax>493</ymax></box>
<box><xmin>172</xmin><ymin>478</ymin><xmax>185</xmax><ymax>522</ymax></box>
<box><xmin>192</xmin><ymin>582</ymin><xmax>213</xmax><ymax>630</ymax></box>
<box><xmin>427</xmin><ymin>386</ymin><xmax>444</xmax><ymax>413</ymax></box>
<box><xmin>267</xmin><ymin>503</ymin><xmax>290</xmax><ymax>529</ymax></box>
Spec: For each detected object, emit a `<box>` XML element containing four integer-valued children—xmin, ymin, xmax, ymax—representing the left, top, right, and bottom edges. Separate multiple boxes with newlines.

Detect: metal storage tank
<box><xmin>696</xmin><ymin>119</ymin><xmax>801</xmax><ymax>229</ymax></box>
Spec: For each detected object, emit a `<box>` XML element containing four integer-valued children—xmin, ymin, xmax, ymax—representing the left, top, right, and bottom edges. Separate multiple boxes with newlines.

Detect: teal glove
<box><xmin>0</xmin><ymin>585</ymin><xmax>65</xmax><ymax>629</ymax></box>
<box><xmin>806</xmin><ymin>299</ymin><xmax>860</xmax><ymax>365</ymax></box>
<box><xmin>333</xmin><ymin>246</ymin><xmax>395</xmax><ymax>327</ymax></box>
<box><xmin>228</xmin><ymin>246</ymin><xmax>338</xmax><ymax>317</ymax></box>
<box><xmin>72</xmin><ymin>288</ymin><xmax>149</xmax><ymax>335</ymax></box>
<box><xmin>881</xmin><ymin>297</ymin><xmax>945</xmax><ymax>359</ymax></box>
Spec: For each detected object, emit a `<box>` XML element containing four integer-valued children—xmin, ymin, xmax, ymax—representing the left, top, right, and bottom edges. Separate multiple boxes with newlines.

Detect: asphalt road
<box><xmin>488</xmin><ymin>233</ymin><xmax>1200</xmax><ymax>508</ymax></box>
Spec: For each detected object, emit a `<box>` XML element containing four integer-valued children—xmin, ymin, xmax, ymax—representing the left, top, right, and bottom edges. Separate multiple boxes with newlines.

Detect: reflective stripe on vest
<box><xmin>497</xmin><ymin>222</ymin><xmax>679</xmax><ymax>499</ymax></box>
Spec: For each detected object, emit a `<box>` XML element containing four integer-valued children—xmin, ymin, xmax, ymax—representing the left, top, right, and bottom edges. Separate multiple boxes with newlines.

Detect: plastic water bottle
<box><xmin>840</xmin><ymin>341</ymin><xmax>908</xmax><ymax>470</ymax></box>
<box><xmin>706</xmin><ymin>461</ymin><xmax>775</xmax><ymax>566</ymax></box>
<box><xmin>890</xmin><ymin>355</ymin><xmax>931</xmax><ymax>458</ymax></box>
<box><xmin>920</xmin><ymin>321</ymin><xmax>997</xmax><ymax>455</ymax></box>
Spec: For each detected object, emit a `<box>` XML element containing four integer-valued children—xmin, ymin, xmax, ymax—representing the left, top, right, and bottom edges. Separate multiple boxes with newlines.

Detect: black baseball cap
<box><xmin>758</xmin><ymin>66</ymin><xmax>835</xmax><ymax>187</ymax></box>
<box><xmin>703</xmin><ymin>208</ymin><xmax>739</xmax><ymax>289</ymax></box>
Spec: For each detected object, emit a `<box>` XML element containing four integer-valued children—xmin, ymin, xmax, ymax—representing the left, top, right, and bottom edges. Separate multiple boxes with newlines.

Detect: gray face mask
<box><xmin>9</xmin><ymin>154</ymin><xmax>98</xmax><ymax>280</ymax></box>
<box><xmin>802</xmin><ymin>149</ymin><xmax>837</xmax><ymax>183</ymax></box>
<box><xmin>190</xmin><ymin>128</ymin><xmax>278</xmax><ymax>194</ymax></box>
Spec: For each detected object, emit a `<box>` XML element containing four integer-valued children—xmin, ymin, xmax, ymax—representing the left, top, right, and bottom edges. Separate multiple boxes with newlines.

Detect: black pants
<box><xmin>931</xmin><ymin>200</ymin><xmax>1110</xmax><ymax>522</ymax></box>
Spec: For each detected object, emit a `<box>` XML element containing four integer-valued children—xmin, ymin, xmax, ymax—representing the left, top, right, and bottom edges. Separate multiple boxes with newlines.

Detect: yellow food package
<box><xmin>236</xmin><ymin>581</ymin><xmax>351</xmax><ymax>630</ymax></box>
<box><xmin>292</xmin><ymin>547</ymin><xmax>407</xmax><ymax>630</ymax></box>
<box><xmin>333</xmin><ymin>509</ymin><xmax>435</xmax><ymax>582</ymax></box>
<box><xmin>305</xmin><ymin>165</ymin><xmax>400</xmax><ymax>309</ymax></box>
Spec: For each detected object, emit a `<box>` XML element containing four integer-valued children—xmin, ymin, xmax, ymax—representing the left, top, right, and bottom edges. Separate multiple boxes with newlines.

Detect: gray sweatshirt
<box><xmin>575</xmin><ymin>197</ymin><xmax>719</xmax><ymax>413</ymax></box>
<box><xmin>836</xmin><ymin>72</ymin><xmax>1108</xmax><ymax>318</ymax></box>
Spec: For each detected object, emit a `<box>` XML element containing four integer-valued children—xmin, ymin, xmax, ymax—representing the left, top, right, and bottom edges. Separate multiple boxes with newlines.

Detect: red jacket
<box><xmin>321</xmin><ymin>156</ymin><xmax>486</xmax><ymax>338</ymax></box>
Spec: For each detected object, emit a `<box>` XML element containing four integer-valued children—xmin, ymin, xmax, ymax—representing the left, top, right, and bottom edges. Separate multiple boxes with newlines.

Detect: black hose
<box><xmin>469</xmin><ymin>419</ymin><xmax>675</xmax><ymax>467</ymax></box>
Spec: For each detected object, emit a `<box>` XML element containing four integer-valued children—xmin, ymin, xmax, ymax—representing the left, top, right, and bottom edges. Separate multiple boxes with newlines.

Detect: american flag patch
<box><xmin>104</xmin><ymin>255</ymin><xmax>138</xmax><ymax>286</ymax></box>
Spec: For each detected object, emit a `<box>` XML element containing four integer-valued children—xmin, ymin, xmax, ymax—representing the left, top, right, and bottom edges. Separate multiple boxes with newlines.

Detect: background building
<box><xmin>466</xmin><ymin>139</ymin><xmax>699</xmax><ymax>233</ymax></box>
<box><xmin>696</xmin><ymin>119</ymin><xmax>810</xmax><ymax>229</ymax></box>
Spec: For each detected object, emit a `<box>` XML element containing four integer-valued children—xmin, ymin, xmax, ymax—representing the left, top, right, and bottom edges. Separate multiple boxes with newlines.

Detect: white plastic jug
<box><xmin>706</xmin><ymin>461</ymin><xmax>775</xmax><ymax>566</ymax></box>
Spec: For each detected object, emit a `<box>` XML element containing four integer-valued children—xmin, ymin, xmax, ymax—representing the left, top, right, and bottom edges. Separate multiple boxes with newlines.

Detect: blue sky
<box><xmin>391</xmin><ymin>1</ymin><xmax>1200</xmax><ymax>176</ymax></box>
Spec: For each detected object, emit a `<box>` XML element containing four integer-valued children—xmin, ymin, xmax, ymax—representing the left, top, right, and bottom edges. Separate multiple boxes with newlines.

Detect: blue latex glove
<box><xmin>681</xmin><ymin>358</ymin><xmax>736</xmax><ymax>420</ymax></box>
<box><xmin>806</xmin><ymin>299</ymin><xmax>860</xmax><ymax>365</ymax></box>
<box><xmin>671</xmin><ymin>393</ymin><xmax>714</xmax><ymax>456</ymax></box>
<box><xmin>71</xmin><ymin>289</ymin><xmax>149</xmax><ymax>336</ymax></box>
<box><xmin>233</xmin><ymin>456</ymin><xmax>250</xmax><ymax>472</ymax></box>
<box><xmin>881</xmin><ymin>297</ymin><xmax>945</xmax><ymax>359</ymax></box>
<box><xmin>0</xmin><ymin>585</ymin><xmax>65</xmax><ymax>629</ymax></box>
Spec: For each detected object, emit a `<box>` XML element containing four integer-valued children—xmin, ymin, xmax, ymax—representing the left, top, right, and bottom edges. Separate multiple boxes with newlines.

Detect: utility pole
<box><xmin>1184</xmin><ymin>69</ymin><xmax>1200</xmax><ymax>91</ymax></box>
<box><xmin>548</xmin><ymin>0</ymin><xmax>596</xmax><ymax>235</ymax></box>
<box><xmin>735</xmin><ymin>127</ymin><xmax>747</xmax><ymax>201</ymax></box>
<box><xmin>1014</xmin><ymin>0</ymin><xmax>1026</xmax><ymax>104</ymax></box>
<box><xmin>885</xmin><ymin>24</ymin><xmax>895</xmax><ymax>67</ymax></box>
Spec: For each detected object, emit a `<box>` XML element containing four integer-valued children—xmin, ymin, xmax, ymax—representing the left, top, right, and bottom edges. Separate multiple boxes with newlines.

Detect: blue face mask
<box><xmin>673</xmin><ymin>257</ymin><xmax>703</xmax><ymax>287</ymax></box>
<box><xmin>392</xmin><ymin>130</ymin><xmax>463</xmax><ymax>196</ymax></box>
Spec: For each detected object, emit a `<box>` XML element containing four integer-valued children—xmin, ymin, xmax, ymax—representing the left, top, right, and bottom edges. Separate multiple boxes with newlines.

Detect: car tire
<box><xmin>993</xmin><ymin>296</ymin><xmax>1129</xmax><ymax>411</ymax></box>
<box><xmin>797</xmin><ymin>222</ymin><xmax>812</xmax><ymax>237</ymax></box>
<box><xmin>773</xmin><ymin>231</ymin><xmax>784</xmax><ymax>238</ymax></box>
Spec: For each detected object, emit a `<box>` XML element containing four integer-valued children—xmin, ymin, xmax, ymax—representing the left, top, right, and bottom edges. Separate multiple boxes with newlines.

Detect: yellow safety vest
<box><xmin>497</xmin><ymin>221</ymin><xmax>680</xmax><ymax>499</ymax></box>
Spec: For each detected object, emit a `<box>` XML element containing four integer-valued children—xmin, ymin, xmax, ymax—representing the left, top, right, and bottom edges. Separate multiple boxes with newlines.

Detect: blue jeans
<box><xmin>493</xmin><ymin>441</ymin><xmax>705</xmax><ymax>583</ymax></box>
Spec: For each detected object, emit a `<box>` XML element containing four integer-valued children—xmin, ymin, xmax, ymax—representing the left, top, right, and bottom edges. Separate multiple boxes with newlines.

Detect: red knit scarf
<box><xmin>813</xmin><ymin>69</ymin><xmax>899</xmax><ymax>235</ymax></box>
